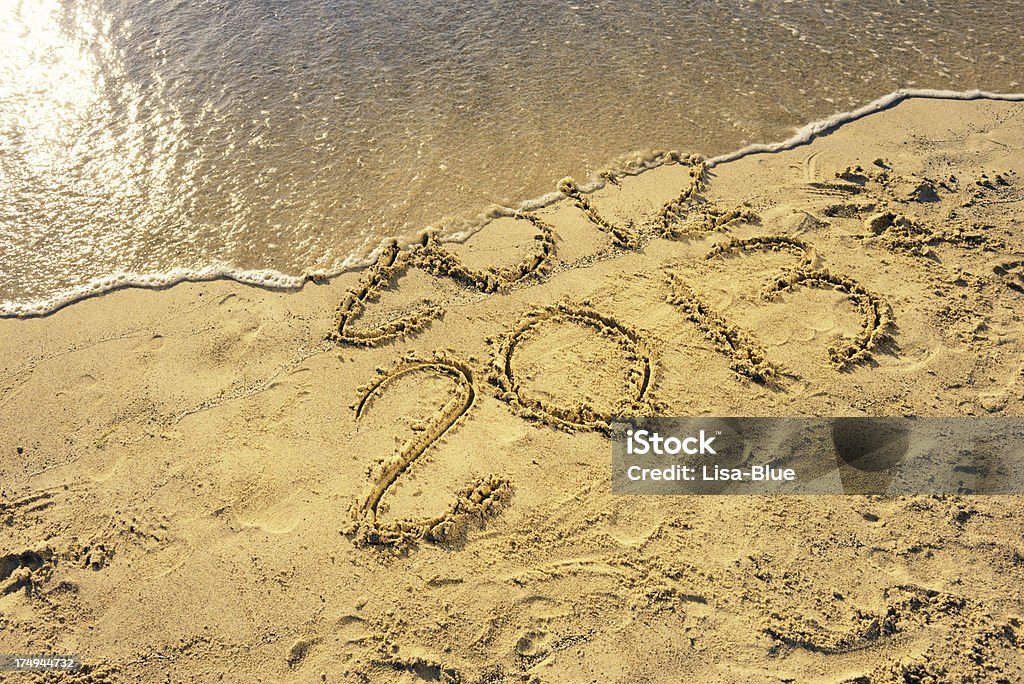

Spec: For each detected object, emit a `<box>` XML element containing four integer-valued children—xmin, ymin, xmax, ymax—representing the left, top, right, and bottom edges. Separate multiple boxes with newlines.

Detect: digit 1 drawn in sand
<box><xmin>763</xmin><ymin>268</ymin><xmax>893</xmax><ymax>370</ymax></box>
<box><xmin>665</xmin><ymin>273</ymin><xmax>785</xmax><ymax>384</ymax></box>
<box><xmin>346</xmin><ymin>353</ymin><xmax>512</xmax><ymax>548</ymax></box>
<box><xmin>490</xmin><ymin>304</ymin><xmax>655</xmax><ymax>434</ymax></box>
<box><xmin>414</xmin><ymin>212</ymin><xmax>558</xmax><ymax>293</ymax></box>
<box><xmin>330</xmin><ymin>240</ymin><xmax>444</xmax><ymax>346</ymax></box>
<box><xmin>663</xmin><ymin>235</ymin><xmax>820</xmax><ymax>383</ymax></box>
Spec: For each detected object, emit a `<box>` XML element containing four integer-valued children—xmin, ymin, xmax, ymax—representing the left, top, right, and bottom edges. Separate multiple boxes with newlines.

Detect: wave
<box><xmin>0</xmin><ymin>265</ymin><xmax>307</xmax><ymax>318</ymax></box>
<box><xmin>4</xmin><ymin>88</ymin><xmax>1023</xmax><ymax>318</ymax></box>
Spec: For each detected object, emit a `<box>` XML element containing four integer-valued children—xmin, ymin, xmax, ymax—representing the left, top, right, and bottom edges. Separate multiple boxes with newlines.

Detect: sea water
<box><xmin>2</xmin><ymin>0</ymin><xmax>1023</xmax><ymax>316</ymax></box>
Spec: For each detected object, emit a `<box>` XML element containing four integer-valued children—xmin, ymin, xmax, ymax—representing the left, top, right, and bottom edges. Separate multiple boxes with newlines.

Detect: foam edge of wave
<box><xmin>4</xmin><ymin>88</ymin><xmax>1022</xmax><ymax>319</ymax></box>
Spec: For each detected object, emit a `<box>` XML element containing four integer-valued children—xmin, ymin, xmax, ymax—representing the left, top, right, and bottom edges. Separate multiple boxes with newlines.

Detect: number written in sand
<box><xmin>682</xmin><ymin>235</ymin><xmax>892</xmax><ymax>374</ymax></box>
<box><xmin>347</xmin><ymin>354</ymin><xmax>511</xmax><ymax>548</ymax></box>
<box><xmin>328</xmin><ymin>154</ymin><xmax>713</xmax><ymax>350</ymax></box>
<box><xmin>491</xmin><ymin>304</ymin><xmax>655</xmax><ymax>434</ymax></box>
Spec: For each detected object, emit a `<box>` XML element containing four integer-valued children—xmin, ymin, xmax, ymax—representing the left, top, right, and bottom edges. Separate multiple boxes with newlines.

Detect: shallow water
<box><xmin>1</xmin><ymin>0</ymin><xmax>1023</xmax><ymax>315</ymax></box>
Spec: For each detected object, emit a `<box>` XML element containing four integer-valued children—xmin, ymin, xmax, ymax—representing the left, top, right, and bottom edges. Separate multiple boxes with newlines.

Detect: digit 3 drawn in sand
<box><xmin>763</xmin><ymin>268</ymin><xmax>892</xmax><ymax>370</ymax></box>
<box><xmin>674</xmin><ymin>234</ymin><xmax>892</xmax><ymax>375</ymax></box>
<box><xmin>490</xmin><ymin>304</ymin><xmax>655</xmax><ymax>434</ymax></box>
<box><xmin>414</xmin><ymin>212</ymin><xmax>557</xmax><ymax>293</ymax></box>
<box><xmin>330</xmin><ymin>240</ymin><xmax>445</xmax><ymax>346</ymax></box>
<box><xmin>347</xmin><ymin>353</ymin><xmax>511</xmax><ymax>548</ymax></box>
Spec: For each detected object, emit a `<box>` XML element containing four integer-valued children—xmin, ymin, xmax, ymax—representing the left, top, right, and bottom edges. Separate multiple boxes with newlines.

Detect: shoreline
<box><xmin>2</xmin><ymin>95</ymin><xmax>1024</xmax><ymax>681</ymax></box>
<box><xmin>5</xmin><ymin>88</ymin><xmax>1024</xmax><ymax>320</ymax></box>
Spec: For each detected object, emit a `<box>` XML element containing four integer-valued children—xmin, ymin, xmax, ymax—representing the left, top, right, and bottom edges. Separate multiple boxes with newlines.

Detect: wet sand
<box><xmin>2</xmin><ymin>96</ymin><xmax>1024</xmax><ymax>682</ymax></box>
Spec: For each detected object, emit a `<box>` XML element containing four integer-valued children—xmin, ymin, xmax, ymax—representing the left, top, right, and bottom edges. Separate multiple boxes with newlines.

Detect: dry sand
<box><xmin>2</xmin><ymin>96</ymin><xmax>1024</xmax><ymax>682</ymax></box>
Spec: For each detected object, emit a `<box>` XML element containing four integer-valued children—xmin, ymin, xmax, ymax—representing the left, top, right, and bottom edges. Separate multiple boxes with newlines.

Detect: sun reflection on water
<box><xmin>0</xmin><ymin>0</ymin><xmax>187</xmax><ymax>302</ymax></box>
<box><xmin>0</xmin><ymin>0</ymin><xmax>111</xmax><ymax>171</ymax></box>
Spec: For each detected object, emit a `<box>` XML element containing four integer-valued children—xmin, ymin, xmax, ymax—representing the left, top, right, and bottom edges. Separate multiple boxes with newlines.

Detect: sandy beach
<box><xmin>2</xmin><ymin>95</ymin><xmax>1024</xmax><ymax>682</ymax></box>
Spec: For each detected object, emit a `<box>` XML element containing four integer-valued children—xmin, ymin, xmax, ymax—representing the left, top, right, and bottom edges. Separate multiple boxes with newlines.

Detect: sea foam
<box><xmin>3</xmin><ymin>89</ymin><xmax>1023</xmax><ymax>319</ymax></box>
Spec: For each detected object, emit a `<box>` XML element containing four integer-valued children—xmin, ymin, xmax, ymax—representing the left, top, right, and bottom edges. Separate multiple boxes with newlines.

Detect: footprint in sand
<box><xmin>993</xmin><ymin>260</ymin><xmax>1024</xmax><ymax>293</ymax></box>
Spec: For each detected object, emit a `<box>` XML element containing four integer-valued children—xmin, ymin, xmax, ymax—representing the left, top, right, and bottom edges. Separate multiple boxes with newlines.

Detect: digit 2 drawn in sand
<box><xmin>346</xmin><ymin>353</ymin><xmax>511</xmax><ymax>548</ymax></box>
<box><xmin>490</xmin><ymin>303</ymin><xmax>655</xmax><ymax>434</ymax></box>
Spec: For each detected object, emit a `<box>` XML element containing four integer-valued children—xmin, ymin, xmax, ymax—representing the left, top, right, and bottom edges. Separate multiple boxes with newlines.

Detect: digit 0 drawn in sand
<box><xmin>704</xmin><ymin>234</ymin><xmax>817</xmax><ymax>270</ymax></box>
<box><xmin>346</xmin><ymin>353</ymin><xmax>511</xmax><ymax>549</ymax></box>
<box><xmin>330</xmin><ymin>240</ymin><xmax>444</xmax><ymax>346</ymax></box>
<box><xmin>764</xmin><ymin>268</ymin><xmax>893</xmax><ymax>370</ymax></box>
<box><xmin>414</xmin><ymin>212</ymin><xmax>557</xmax><ymax>293</ymax></box>
<box><xmin>490</xmin><ymin>304</ymin><xmax>654</xmax><ymax>434</ymax></box>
